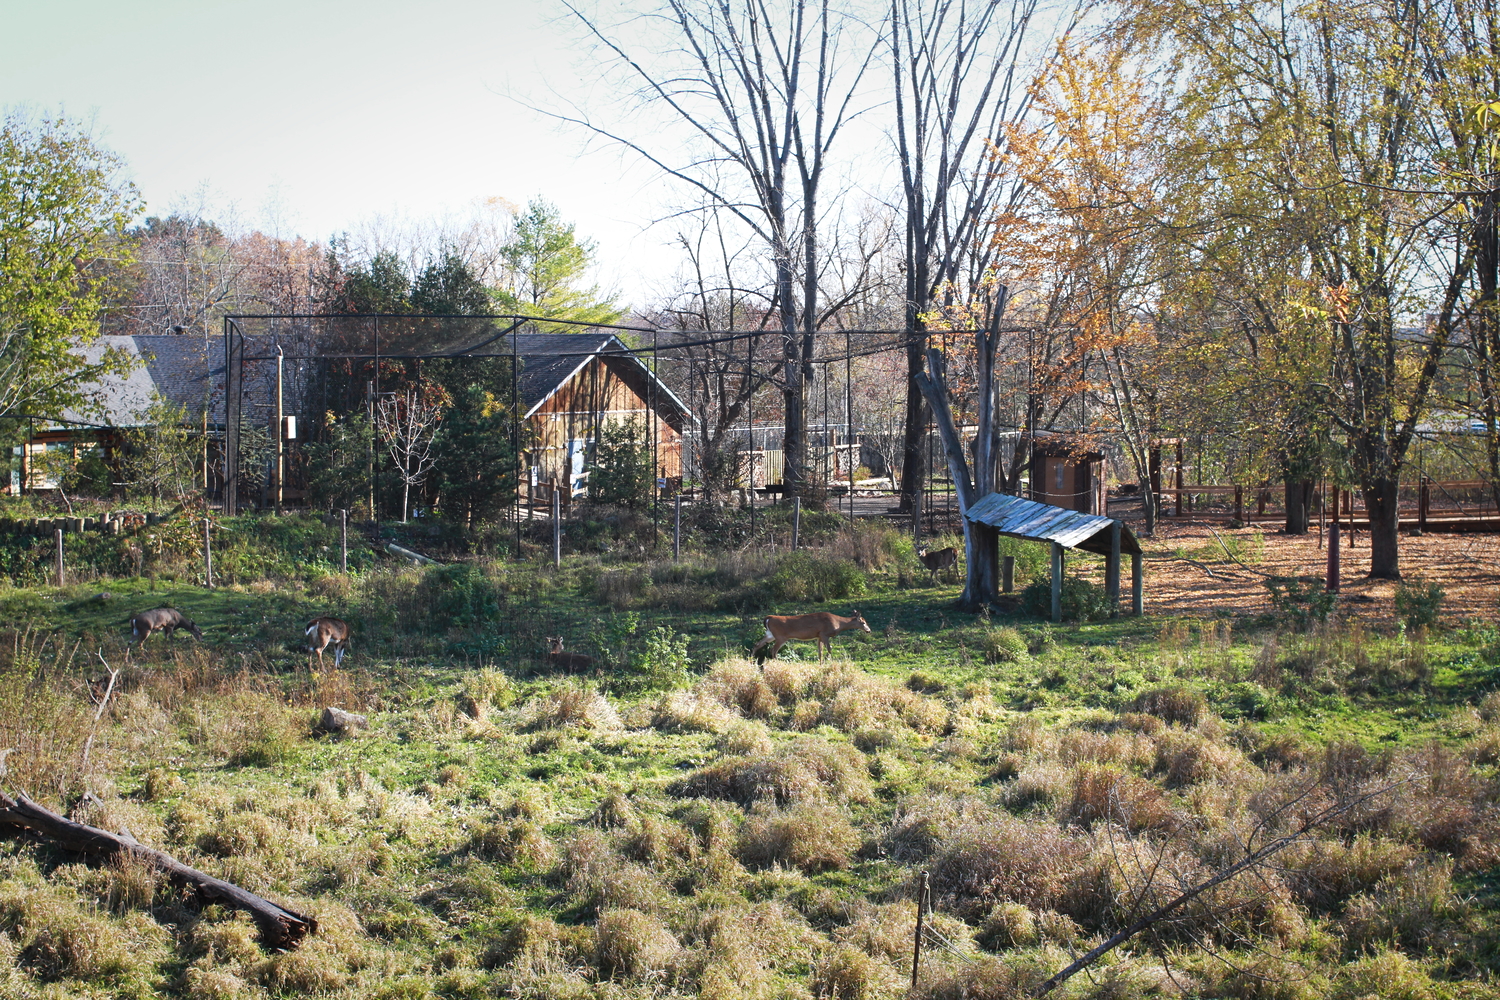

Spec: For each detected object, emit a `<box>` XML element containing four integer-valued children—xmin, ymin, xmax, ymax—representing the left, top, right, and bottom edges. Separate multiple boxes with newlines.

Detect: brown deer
<box><xmin>130</xmin><ymin>608</ymin><xmax>203</xmax><ymax>648</ymax></box>
<box><xmin>305</xmin><ymin>617</ymin><xmax>350</xmax><ymax>669</ymax></box>
<box><xmin>752</xmin><ymin>611</ymin><xmax>871</xmax><ymax>664</ymax></box>
<box><xmin>544</xmin><ymin>637</ymin><xmax>595</xmax><ymax>672</ymax></box>
<box><xmin>917</xmin><ymin>546</ymin><xmax>959</xmax><ymax>584</ymax></box>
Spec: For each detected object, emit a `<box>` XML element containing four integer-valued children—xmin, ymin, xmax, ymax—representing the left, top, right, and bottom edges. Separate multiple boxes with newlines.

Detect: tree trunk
<box><xmin>898</xmin><ymin>344</ymin><xmax>928</xmax><ymax>513</ymax></box>
<box><xmin>1365</xmin><ymin>478</ymin><xmax>1401</xmax><ymax>578</ymax></box>
<box><xmin>1284</xmin><ymin>478</ymin><xmax>1311</xmax><ymax>535</ymax></box>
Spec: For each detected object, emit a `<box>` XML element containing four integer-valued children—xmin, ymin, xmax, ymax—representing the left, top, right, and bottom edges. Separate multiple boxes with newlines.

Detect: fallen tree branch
<box><xmin>0</xmin><ymin>791</ymin><xmax>316</xmax><ymax>950</ymax></box>
<box><xmin>1032</xmin><ymin>781</ymin><xmax>1400</xmax><ymax>996</ymax></box>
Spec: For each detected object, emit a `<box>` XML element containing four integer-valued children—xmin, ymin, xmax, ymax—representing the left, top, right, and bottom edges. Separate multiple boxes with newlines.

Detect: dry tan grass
<box><xmin>737</xmin><ymin>802</ymin><xmax>861</xmax><ymax>873</ymax></box>
<box><xmin>521</xmin><ymin>685</ymin><xmax>622</xmax><ymax>731</ymax></box>
<box><xmin>594</xmin><ymin>908</ymin><xmax>680</xmax><ymax>979</ymax></box>
<box><xmin>670</xmin><ymin>735</ymin><xmax>874</xmax><ymax>807</ymax></box>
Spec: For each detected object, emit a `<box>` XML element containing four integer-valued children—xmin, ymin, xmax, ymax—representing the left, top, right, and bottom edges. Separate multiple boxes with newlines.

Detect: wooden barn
<box><xmin>515</xmin><ymin>333</ymin><xmax>691</xmax><ymax>496</ymax></box>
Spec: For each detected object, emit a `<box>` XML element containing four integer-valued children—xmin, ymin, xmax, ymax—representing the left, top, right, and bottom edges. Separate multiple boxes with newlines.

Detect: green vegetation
<box><xmin>0</xmin><ymin>511</ymin><xmax>1497</xmax><ymax>999</ymax></box>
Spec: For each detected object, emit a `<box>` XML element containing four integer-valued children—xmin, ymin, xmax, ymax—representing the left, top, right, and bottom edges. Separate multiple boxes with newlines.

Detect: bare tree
<box><xmin>557</xmin><ymin>0</ymin><xmax>876</xmax><ymax>499</ymax></box>
<box><xmin>375</xmin><ymin>388</ymin><xmax>444</xmax><ymax>523</ymax></box>
<box><xmin>888</xmin><ymin>0</ymin><xmax>1058</xmax><ymax>513</ymax></box>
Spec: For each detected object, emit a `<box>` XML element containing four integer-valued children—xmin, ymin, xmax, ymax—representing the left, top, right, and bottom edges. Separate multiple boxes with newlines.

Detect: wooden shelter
<box><xmin>965</xmin><ymin>491</ymin><xmax>1143</xmax><ymax>622</ymax></box>
<box><xmin>515</xmin><ymin>333</ymin><xmax>691</xmax><ymax>496</ymax></box>
<box><xmin>1030</xmin><ymin>436</ymin><xmax>1107</xmax><ymax>514</ymax></box>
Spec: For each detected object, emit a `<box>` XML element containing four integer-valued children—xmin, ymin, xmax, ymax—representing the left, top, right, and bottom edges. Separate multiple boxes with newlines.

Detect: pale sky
<box><xmin>0</xmin><ymin>0</ymin><xmax>681</xmax><ymax>305</ymax></box>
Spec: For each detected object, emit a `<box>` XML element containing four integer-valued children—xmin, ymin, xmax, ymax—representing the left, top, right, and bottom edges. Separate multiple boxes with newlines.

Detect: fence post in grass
<box><xmin>674</xmin><ymin>493</ymin><xmax>682</xmax><ymax>561</ymax></box>
<box><xmin>1051</xmin><ymin>542</ymin><xmax>1064</xmax><ymax>623</ymax></box>
<box><xmin>1106</xmin><ymin>521</ymin><xmax>1121</xmax><ymax>617</ymax></box>
<box><xmin>203</xmin><ymin>518</ymin><xmax>213</xmax><ymax>588</ymax></box>
<box><xmin>340</xmin><ymin>509</ymin><xmax>348</xmax><ymax>573</ymax></box>
<box><xmin>55</xmin><ymin>528</ymin><xmax>64</xmax><ymax>587</ymax></box>
<box><xmin>911</xmin><ymin>870</ymin><xmax>929</xmax><ymax>991</ymax></box>
<box><xmin>792</xmin><ymin>495</ymin><xmax>801</xmax><ymax>551</ymax></box>
<box><xmin>552</xmin><ymin>488</ymin><xmax>562</xmax><ymax>568</ymax></box>
<box><xmin>1235</xmin><ymin>485</ymin><xmax>1244</xmax><ymax>524</ymax></box>
<box><xmin>1002</xmin><ymin>555</ymin><xmax>1015</xmax><ymax>593</ymax></box>
<box><xmin>1131</xmin><ymin>551</ymin><xmax>1144</xmax><ymax>615</ymax></box>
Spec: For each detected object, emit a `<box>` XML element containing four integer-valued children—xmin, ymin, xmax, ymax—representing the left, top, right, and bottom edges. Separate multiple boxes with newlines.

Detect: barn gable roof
<box><xmin>511</xmin><ymin>332</ymin><xmax>692</xmax><ymax>424</ymax></box>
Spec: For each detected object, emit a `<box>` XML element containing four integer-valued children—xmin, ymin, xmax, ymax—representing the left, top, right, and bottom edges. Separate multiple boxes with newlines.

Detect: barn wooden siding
<box><xmin>527</xmin><ymin>354</ymin><xmax>683</xmax><ymax>491</ymax></box>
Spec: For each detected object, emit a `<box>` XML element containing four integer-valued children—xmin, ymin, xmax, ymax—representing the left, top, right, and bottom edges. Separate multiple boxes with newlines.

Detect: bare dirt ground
<box><xmin>1119</xmin><ymin>511</ymin><xmax>1500</xmax><ymax>626</ymax></box>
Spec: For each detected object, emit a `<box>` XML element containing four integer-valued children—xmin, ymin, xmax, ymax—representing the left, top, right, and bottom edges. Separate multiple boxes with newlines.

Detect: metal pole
<box><xmin>514</xmin><ymin>330</ymin><xmax>522</xmax><ymax>557</ymax></box>
<box><xmin>674</xmin><ymin>493</ymin><xmax>682</xmax><ymax>561</ymax></box>
<box><xmin>792</xmin><ymin>495</ymin><xmax>801</xmax><ymax>551</ymax></box>
<box><xmin>552</xmin><ymin>488</ymin><xmax>562</xmax><ymax>568</ymax></box>
<box><xmin>55</xmin><ymin>528</ymin><xmax>64</xmax><ymax>588</ymax></box>
<box><xmin>340</xmin><ymin>508</ymin><xmax>348</xmax><ymax>573</ymax></box>
<box><xmin>203</xmin><ymin>517</ymin><xmax>213</xmax><ymax>588</ymax></box>
<box><xmin>275</xmin><ymin>343</ymin><xmax>284</xmax><ymax>513</ymax></box>
<box><xmin>911</xmin><ymin>871</ymin><xmax>929</xmax><ymax>991</ymax></box>
<box><xmin>846</xmin><ymin>329</ymin><xmax>853</xmax><ymax>522</ymax></box>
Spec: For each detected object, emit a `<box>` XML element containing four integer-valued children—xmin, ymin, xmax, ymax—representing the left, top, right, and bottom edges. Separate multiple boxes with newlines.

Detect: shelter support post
<box><xmin>1106</xmin><ymin>522</ymin><xmax>1121</xmax><ymax>618</ymax></box>
<box><xmin>1131</xmin><ymin>551</ymin><xmax>1143</xmax><ymax>615</ymax></box>
<box><xmin>1051</xmin><ymin>542</ymin><xmax>1064</xmax><ymax>623</ymax></box>
<box><xmin>1002</xmin><ymin>555</ymin><xmax>1014</xmax><ymax>594</ymax></box>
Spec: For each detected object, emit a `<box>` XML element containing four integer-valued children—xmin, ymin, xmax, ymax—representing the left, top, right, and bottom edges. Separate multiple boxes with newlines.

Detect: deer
<box><xmin>544</xmin><ymin>636</ymin><xmax>595</xmax><ymax>672</ymax></box>
<box><xmin>305</xmin><ymin>617</ymin><xmax>350</xmax><ymax>669</ymax></box>
<box><xmin>130</xmin><ymin>608</ymin><xmax>203</xmax><ymax>649</ymax></box>
<box><xmin>917</xmin><ymin>546</ymin><xmax>959</xmax><ymax>584</ymax></box>
<box><xmin>752</xmin><ymin>611</ymin><xmax>871</xmax><ymax>664</ymax></box>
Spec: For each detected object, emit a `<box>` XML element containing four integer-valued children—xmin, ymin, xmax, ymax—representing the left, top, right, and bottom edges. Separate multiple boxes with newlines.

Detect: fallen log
<box><xmin>0</xmin><ymin>791</ymin><xmax>316</xmax><ymax>950</ymax></box>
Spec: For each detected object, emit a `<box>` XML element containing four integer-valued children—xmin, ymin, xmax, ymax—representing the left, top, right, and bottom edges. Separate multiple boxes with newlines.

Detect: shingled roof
<box><xmin>510</xmin><ymin>332</ymin><xmax>691</xmax><ymax>423</ymax></box>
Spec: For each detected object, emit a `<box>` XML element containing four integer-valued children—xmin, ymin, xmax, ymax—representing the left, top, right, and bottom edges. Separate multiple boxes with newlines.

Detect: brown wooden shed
<box><xmin>515</xmin><ymin>333</ymin><xmax>691</xmax><ymax>496</ymax></box>
<box><xmin>1030</xmin><ymin>437</ymin><xmax>1107</xmax><ymax>514</ymax></box>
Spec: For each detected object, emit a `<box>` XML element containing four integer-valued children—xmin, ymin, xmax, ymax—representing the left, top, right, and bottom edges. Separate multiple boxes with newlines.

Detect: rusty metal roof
<box><xmin>964</xmin><ymin>492</ymin><xmax>1141</xmax><ymax>556</ymax></box>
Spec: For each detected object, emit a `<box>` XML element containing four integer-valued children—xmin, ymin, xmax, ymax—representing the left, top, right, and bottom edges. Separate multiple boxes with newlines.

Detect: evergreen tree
<box><xmin>433</xmin><ymin>385</ymin><xmax>519</xmax><ymax>526</ymax></box>
<box><xmin>495</xmin><ymin>198</ymin><xmax>623</xmax><ymax>326</ymax></box>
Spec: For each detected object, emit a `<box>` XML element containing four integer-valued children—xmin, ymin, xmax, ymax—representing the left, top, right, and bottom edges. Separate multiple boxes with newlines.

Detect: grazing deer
<box><xmin>544</xmin><ymin>636</ymin><xmax>595</xmax><ymax>672</ymax></box>
<box><xmin>130</xmin><ymin>608</ymin><xmax>203</xmax><ymax>648</ymax></box>
<box><xmin>917</xmin><ymin>546</ymin><xmax>959</xmax><ymax>584</ymax></box>
<box><xmin>305</xmin><ymin>617</ymin><xmax>350</xmax><ymax>669</ymax></box>
<box><xmin>752</xmin><ymin>611</ymin><xmax>871</xmax><ymax>664</ymax></box>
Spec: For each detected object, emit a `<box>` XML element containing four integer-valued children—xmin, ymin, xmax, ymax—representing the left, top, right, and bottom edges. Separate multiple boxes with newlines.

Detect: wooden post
<box><xmin>1131</xmin><ymin>551</ymin><xmax>1143</xmax><ymax>615</ymax></box>
<box><xmin>1419</xmin><ymin>476</ymin><xmax>1430</xmax><ymax>531</ymax></box>
<box><xmin>792</xmin><ymin>496</ymin><xmax>801</xmax><ymax>551</ymax></box>
<box><xmin>1327</xmin><ymin>497</ymin><xmax>1341</xmax><ymax>593</ymax></box>
<box><xmin>339</xmin><ymin>509</ymin><xmax>348</xmax><ymax>573</ymax></box>
<box><xmin>911</xmin><ymin>870</ymin><xmax>929</xmax><ymax>991</ymax></box>
<box><xmin>1234</xmin><ymin>485</ymin><xmax>1244</xmax><ymax>524</ymax></box>
<box><xmin>552</xmin><ymin>489</ymin><xmax>562</xmax><ymax>568</ymax></box>
<box><xmin>55</xmin><ymin>528</ymin><xmax>64</xmax><ymax>587</ymax></box>
<box><xmin>1051</xmin><ymin>542</ymin><xmax>1064</xmax><ymax>623</ymax></box>
<box><xmin>1002</xmin><ymin>555</ymin><xmax>1015</xmax><ymax>593</ymax></box>
<box><xmin>1106</xmin><ymin>521</ymin><xmax>1121</xmax><ymax>617</ymax></box>
<box><xmin>1174</xmin><ymin>441</ymin><xmax>1184</xmax><ymax>517</ymax></box>
<box><xmin>202</xmin><ymin>518</ymin><xmax>213</xmax><ymax>588</ymax></box>
<box><xmin>674</xmin><ymin>494</ymin><xmax>682</xmax><ymax>561</ymax></box>
<box><xmin>911</xmin><ymin>489</ymin><xmax>922</xmax><ymax>547</ymax></box>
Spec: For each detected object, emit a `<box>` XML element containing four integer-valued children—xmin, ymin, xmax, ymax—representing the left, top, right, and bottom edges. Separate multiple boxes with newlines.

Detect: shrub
<box><xmin>765</xmin><ymin>551</ymin><xmax>867</xmax><ymax>603</ymax></box>
<box><xmin>1020</xmin><ymin>575</ymin><xmax>1112</xmax><ymax>622</ymax></box>
<box><xmin>624</xmin><ymin>625</ymin><xmax>691</xmax><ymax>692</ymax></box>
<box><xmin>978</xmin><ymin>902</ymin><xmax>1038</xmax><ymax>950</ymax></box>
<box><xmin>588</xmin><ymin>419</ymin><xmax>654</xmax><ymax>508</ymax></box>
<box><xmin>1394</xmin><ymin>579</ymin><xmax>1444</xmax><ymax>631</ymax></box>
<box><xmin>1265</xmin><ymin>577</ymin><xmax>1337</xmax><ymax>629</ymax></box>
<box><xmin>928</xmin><ymin>814</ymin><xmax>1096</xmax><ymax>921</ymax></box>
<box><xmin>981</xmin><ymin>627</ymin><xmax>1029</xmax><ymax>664</ymax></box>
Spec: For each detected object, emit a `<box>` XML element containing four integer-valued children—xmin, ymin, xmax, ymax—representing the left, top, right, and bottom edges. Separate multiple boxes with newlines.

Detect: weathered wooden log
<box><xmin>0</xmin><ymin>791</ymin><xmax>316</xmax><ymax>949</ymax></box>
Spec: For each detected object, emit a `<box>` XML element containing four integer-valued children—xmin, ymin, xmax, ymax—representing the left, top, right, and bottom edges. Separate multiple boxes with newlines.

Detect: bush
<box><xmin>425</xmin><ymin>562</ymin><xmax>501</xmax><ymax>627</ymax></box>
<box><xmin>1394</xmin><ymin>579</ymin><xmax>1444</xmax><ymax>631</ymax></box>
<box><xmin>1020</xmin><ymin>575</ymin><xmax>1112</xmax><ymax>622</ymax></box>
<box><xmin>981</xmin><ymin>627</ymin><xmax>1028</xmax><ymax>664</ymax></box>
<box><xmin>1129</xmin><ymin>685</ymin><xmax>1208</xmax><ymax>727</ymax></box>
<box><xmin>588</xmin><ymin>420</ymin><xmax>654</xmax><ymax>509</ymax></box>
<box><xmin>765</xmin><ymin>551</ymin><xmax>867</xmax><ymax>603</ymax></box>
<box><xmin>1265</xmin><ymin>577</ymin><xmax>1337</xmax><ymax>629</ymax></box>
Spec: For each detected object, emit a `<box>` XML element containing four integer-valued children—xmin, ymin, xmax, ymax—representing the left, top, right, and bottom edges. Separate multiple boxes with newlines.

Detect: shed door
<box><xmin>568</xmin><ymin>438</ymin><xmax>591</xmax><ymax>495</ymax></box>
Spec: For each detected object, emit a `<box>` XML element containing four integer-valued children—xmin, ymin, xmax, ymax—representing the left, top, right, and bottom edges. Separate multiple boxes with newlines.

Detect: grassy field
<box><xmin>0</xmin><ymin>508</ymin><xmax>1498</xmax><ymax>999</ymax></box>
